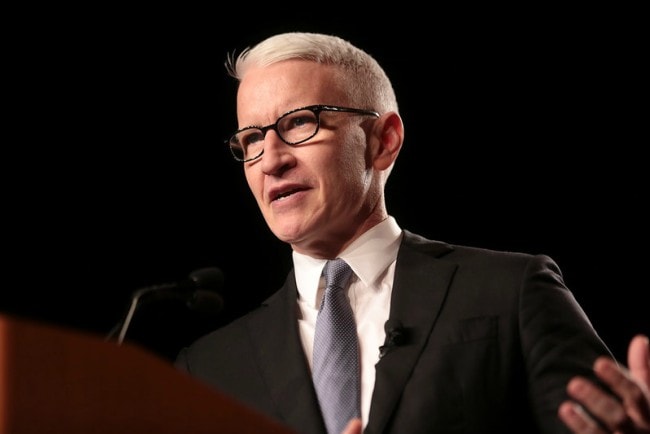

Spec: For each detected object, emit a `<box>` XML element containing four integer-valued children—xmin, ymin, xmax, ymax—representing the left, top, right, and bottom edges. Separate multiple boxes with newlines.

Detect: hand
<box><xmin>559</xmin><ymin>334</ymin><xmax>650</xmax><ymax>433</ymax></box>
<box><xmin>341</xmin><ymin>418</ymin><xmax>362</xmax><ymax>434</ymax></box>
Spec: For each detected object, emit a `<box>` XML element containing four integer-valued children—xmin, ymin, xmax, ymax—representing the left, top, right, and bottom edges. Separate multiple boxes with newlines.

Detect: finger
<box><xmin>593</xmin><ymin>358</ymin><xmax>650</xmax><ymax>431</ymax></box>
<box><xmin>567</xmin><ymin>375</ymin><xmax>631</xmax><ymax>432</ymax></box>
<box><xmin>628</xmin><ymin>334</ymin><xmax>650</xmax><ymax>387</ymax></box>
<box><xmin>340</xmin><ymin>418</ymin><xmax>362</xmax><ymax>434</ymax></box>
<box><xmin>558</xmin><ymin>400</ymin><xmax>606</xmax><ymax>434</ymax></box>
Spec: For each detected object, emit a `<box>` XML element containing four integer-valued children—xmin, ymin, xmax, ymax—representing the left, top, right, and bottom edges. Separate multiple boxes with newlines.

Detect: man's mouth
<box><xmin>272</xmin><ymin>188</ymin><xmax>304</xmax><ymax>202</ymax></box>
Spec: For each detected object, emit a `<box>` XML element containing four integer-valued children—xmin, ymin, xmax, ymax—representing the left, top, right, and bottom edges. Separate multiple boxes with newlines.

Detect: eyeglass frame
<box><xmin>225</xmin><ymin>104</ymin><xmax>381</xmax><ymax>162</ymax></box>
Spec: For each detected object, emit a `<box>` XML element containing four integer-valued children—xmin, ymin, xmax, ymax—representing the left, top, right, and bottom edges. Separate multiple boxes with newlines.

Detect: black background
<box><xmin>3</xmin><ymin>8</ymin><xmax>647</xmax><ymax>362</ymax></box>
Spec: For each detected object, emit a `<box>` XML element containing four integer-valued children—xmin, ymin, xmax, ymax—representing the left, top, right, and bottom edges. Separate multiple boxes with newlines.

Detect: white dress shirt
<box><xmin>293</xmin><ymin>216</ymin><xmax>403</xmax><ymax>429</ymax></box>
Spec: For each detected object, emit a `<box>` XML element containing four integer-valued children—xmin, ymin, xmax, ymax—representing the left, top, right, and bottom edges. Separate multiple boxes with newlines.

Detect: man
<box><xmin>176</xmin><ymin>32</ymin><xmax>649</xmax><ymax>434</ymax></box>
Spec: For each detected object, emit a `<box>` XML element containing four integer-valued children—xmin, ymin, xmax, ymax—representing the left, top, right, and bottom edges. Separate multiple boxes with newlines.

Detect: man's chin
<box><xmin>269</xmin><ymin>225</ymin><xmax>303</xmax><ymax>245</ymax></box>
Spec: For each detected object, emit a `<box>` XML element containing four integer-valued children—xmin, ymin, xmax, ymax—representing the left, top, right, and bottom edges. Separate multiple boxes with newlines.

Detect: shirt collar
<box><xmin>293</xmin><ymin>216</ymin><xmax>403</xmax><ymax>308</ymax></box>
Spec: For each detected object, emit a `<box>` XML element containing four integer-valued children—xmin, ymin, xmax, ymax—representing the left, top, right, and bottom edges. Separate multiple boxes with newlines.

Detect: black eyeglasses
<box><xmin>225</xmin><ymin>104</ymin><xmax>380</xmax><ymax>162</ymax></box>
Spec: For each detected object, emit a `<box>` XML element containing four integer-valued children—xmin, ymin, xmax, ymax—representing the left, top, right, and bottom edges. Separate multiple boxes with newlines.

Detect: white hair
<box><xmin>225</xmin><ymin>32</ymin><xmax>398</xmax><ymax>114</ymax></box>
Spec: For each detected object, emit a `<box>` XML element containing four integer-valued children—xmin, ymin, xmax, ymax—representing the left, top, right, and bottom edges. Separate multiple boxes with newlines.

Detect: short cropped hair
<box><xmin>225</xmin><ymin>32</ymin><xmax>399</xmax><ymax>115</ymax></box>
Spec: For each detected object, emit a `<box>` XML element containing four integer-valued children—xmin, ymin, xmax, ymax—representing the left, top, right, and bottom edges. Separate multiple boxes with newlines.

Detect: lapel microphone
<box><xmin>379</xmin><ymin>319</ymin><xmax>406</xmax><ymax>358</ymax></box>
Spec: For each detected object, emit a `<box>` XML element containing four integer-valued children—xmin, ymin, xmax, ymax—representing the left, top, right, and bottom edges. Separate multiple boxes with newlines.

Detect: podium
<box><xmin>0</xmin><ymin>314</ymin><xmax>296</xmax><ymax>434</ymax></box>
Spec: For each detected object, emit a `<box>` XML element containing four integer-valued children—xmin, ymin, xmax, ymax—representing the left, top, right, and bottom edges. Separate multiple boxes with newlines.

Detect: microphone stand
<box><xmin>116</xmin><ymin>284</ymin><xmax>175</xmax><ymax>345</ymax></box>
<box><xmin>105</xmin><ymin>283</ymin><xmax>176</xmax><ymax>344</ymax></box>
<box><xmin>105</xmin><ymin>267</ymin><xmax>224</xmax><ymax>345</ymax></box>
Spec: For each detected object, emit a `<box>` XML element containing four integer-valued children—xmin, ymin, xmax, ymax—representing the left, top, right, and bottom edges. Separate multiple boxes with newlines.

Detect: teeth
<box><xmin>278</xmin><ymin>191</ymin><xmax>292</xmax><ymax>199</ymax></box>
<box><xmin>274</xmin><ymin>189</ymin><xmax>297</xmax><ymax>201</ymax></box>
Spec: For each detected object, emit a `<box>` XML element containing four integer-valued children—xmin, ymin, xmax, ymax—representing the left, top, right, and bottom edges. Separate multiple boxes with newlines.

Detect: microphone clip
<box><xmin>379</xmin><ymin>319</ymin><xmax>406</xmax><ymax>359</ymax></box>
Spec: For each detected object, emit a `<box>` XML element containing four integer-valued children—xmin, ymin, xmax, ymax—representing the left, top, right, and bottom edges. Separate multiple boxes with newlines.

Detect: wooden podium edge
<box><xmin>0</xmin><ymin>314</ymin><xmax>295</xmax><ymax>434</ymax></box>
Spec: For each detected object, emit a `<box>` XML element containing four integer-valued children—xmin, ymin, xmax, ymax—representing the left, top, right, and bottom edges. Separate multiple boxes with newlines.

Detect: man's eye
<box><xmin>241</xmin><ymin>130</ymin><xmax>264</xmax><ymax>146</ymax></box>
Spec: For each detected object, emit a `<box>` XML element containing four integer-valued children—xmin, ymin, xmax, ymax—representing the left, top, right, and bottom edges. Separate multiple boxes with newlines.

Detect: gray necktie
<box><xmin>312</xmin><ymin>258</ymin><xmax>361</xmax><ymax>434</ymax></box>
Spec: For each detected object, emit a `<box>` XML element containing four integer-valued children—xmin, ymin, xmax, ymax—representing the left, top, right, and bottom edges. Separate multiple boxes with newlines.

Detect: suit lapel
<box><xmin>366</xmin><ymin>231</ymin><xmax>457</xmax><ymax>434</ymax></box>
<box><xmin>239</xmin><ymin>231</ymin><xmax>455</xmax><ymax>434</ymax></box>
<box><xmin>245</xmin><ymin>271</ymin><xmax>326</xmax><ymax>434</ymax></box>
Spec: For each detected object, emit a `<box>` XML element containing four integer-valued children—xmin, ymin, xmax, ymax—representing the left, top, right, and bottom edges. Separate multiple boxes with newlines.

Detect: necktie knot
<box><xmin>323</xmin><ymin>258</ymin><xmax>353</xmax><ymax>292</ymax></box>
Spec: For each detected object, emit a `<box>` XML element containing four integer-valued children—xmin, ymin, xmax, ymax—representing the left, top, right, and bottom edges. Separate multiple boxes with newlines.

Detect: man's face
<box><xmin>235</xmin><ymin>60</ymin><xmax>380</xmax><ymax>257</ymax></box>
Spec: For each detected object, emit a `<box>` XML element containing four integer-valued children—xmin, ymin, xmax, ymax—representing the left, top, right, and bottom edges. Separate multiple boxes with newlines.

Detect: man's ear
<box><xmin>371</xmin><ymin>112</ymin><xmax>404</xmax><ymax>170</ymax></box>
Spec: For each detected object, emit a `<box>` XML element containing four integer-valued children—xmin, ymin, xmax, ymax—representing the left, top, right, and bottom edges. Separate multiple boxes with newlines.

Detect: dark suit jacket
<box><xmin>176</xmin><ymin>230</ymin><xmax>611</xmax><ymax>434</ymax></box>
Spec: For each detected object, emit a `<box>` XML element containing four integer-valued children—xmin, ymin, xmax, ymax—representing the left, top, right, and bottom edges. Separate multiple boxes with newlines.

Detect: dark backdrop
<box><xmin>4</xmin><ymin>9</ymin><xmax>647</xmax><ymax>362</ymax></box>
